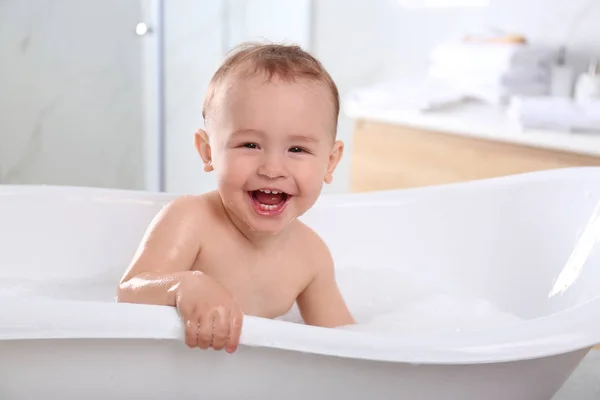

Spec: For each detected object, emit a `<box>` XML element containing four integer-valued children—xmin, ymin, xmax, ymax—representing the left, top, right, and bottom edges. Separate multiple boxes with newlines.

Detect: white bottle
<box><xmin>550</xmin><ymin>47</ymin><xmax>574</xmax><ymax>98</ymax></box>
<box><xmin>574</xmin><ymin>60</ymin><xmax>600</xmax><ymax>104</ymax></box>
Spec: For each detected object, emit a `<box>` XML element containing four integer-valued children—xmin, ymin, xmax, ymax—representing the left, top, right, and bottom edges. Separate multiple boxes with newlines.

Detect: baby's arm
<box><xmin>296</xmin><ymin>235</ymin><xmax>355</xmax><ymax>328</ymax></box>
<box><xmin>117</xmin><ymin>196</ymin><xmax>243</xmax><ymax>352</ymax></box>
<box><xmin>117</xmin><ymin>196</ymin><xmax>203</xmax><ymax>306</ymax></box>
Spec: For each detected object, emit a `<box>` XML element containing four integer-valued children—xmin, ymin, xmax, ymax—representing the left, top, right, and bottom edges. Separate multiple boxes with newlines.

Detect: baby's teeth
<box><xmin>259</xmin><ymin>189</ymin><xmax>283</xmax><ymax>194</ymax></box>
<box><xmin>259</xmin><ymin>204</ymin><xmax>279</xmax><ymax>211</ymax></box>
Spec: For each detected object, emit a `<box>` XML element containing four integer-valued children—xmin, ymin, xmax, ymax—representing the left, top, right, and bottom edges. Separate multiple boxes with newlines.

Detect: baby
<box><xmin>116</xmin><ymin>42</ymin><xmax>355</xmax><ymax>353</ymax></box>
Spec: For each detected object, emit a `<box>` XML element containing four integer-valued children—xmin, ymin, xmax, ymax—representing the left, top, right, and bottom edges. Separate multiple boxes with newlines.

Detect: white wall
<box><xmin>0</xmin><ymin>0</ymin><xmax>147</xmax><ymax>189</ymax></box>
<box><xmin>163</xmin><ymin>0</ymin><xmax>224</xmax><ymax>195</ymax></box>
<box><xmin>226</xmin><ymin>0</ymin><xmax>312</xmax><ymax>49</ymax></box>
<box><xmin>314</xmin><ymin>0</ymin><xmax>600</xmax><ymax>91</ymax></box>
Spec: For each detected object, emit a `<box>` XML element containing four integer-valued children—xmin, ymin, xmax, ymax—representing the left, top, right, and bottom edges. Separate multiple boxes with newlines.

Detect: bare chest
<box><xmin>194</xmin><ymin>245</ymin><xmax>306</xmax><ymax>319</ymax></box>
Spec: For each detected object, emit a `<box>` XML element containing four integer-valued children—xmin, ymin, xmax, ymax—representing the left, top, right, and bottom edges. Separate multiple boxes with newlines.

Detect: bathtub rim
<box><xmin>0</xmin><ymin>294</ymin><xmax>598</xmax><ymax>366</ymax></box>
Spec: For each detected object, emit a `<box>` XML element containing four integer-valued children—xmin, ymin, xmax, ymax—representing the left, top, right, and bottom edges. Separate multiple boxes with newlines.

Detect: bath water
<box><xmin>0</xmin><ymin>276</ymin><xmax>118</xmax><ymax>302</ymax></box>
<box><xmin>338</xmin><ymin>266</ymin><xmax>523</xmax><ymax>336</ymax></box>
<box><xmin>1</xmin><ymin>266</ymin><xmax>523</xmax><ymax>337</ymax></box>
<box><xmin>282</xmin><ymin>266</ymin><xmax>524</xmax><ymax>337</ymax></box>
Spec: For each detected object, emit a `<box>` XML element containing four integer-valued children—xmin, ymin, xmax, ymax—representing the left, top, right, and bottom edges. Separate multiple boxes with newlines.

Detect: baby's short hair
<box><xmin>202</xmin><ymin>42</ymin><xmax>340</xmax><ymax>132</ymax></box>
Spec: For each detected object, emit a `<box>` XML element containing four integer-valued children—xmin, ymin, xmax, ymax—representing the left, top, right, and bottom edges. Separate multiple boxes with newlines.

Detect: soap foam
<box><xmin>3</xmin><ymin>266</ymin><xmax>524</xmax><ymax>337</ymax></box>
<box><xmin>0</xmin><ymin>277</ymin><xmax>117</xmax><ymax>302</ymax></box>
<box><xmin>281</xmin><ymin>266</ymin><xmax>523</xmax><ymax>337</ymax></box>
<box><xmin>339</xmin><ymin>293</ymin><xmax>523</xmax><ymax>337</ymax></box>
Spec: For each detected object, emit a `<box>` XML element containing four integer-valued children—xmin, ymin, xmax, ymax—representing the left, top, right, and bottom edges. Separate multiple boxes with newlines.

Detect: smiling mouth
<box><xmin>248</xmin><ymin>189</ymin><xmax>291</xmax><ymax>215</ymax></box>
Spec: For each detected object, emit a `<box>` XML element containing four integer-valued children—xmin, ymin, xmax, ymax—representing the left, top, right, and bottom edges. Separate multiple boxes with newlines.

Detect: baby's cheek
<box><xmin>216</xmin><ymin>162</ymin><xmax>242</xmax><ymax>188</ymax></box>
<box><xmin>220</xmin><ymin>154</ymin><xmax>247</xmax><ymax>173</ymax></box>
<box><xmin>300</xmin><ymin>168</ymin><xmax>327</xmax><ymax>195</ymax></box>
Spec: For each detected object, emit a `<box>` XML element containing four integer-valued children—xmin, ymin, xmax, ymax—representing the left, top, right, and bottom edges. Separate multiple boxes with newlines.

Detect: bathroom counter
<box><xmin>344</xmin><ymin>101</ymin><xmax>600</xmax><ymax>158</ymax></box>
<box><xmin>344</xmin><ymin>102</ymin><xmax>600</xmax><ymax>192</ymax></box>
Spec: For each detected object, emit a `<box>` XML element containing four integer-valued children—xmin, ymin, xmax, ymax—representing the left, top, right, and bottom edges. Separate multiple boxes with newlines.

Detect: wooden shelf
<box><xmin>350</xmin><ymin>119</ymin><xmax>600</xmax><ymax>193</ymax></box>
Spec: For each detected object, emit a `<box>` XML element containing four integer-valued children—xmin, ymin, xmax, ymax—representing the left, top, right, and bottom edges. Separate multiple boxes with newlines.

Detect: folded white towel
<box><xmin>430</xmin><ymin>41</ymin><xmax>558</xmax><ymax>72</ymax></box>
<box><xmin>426</xmin><ymin>40</ymin><xmax>557</xmax><ymax>106</ymax></box>
<box><xmin>428</xmin><ymin>63</ymin><xmax>550</xmax><ymax>88</ymax></box>
<box><xmin>507</xmin><ymin>96</ymin><xmax>600</xmax><ymax>132</ymax></box>
<box><xmin>467</xmin><ymin>83</ymin><xmax>550</xmax><ymax>105</ymax></box>
<box><xmin>345</xmin><ymin>78</ymin><xmax>467</xmax><ymax>112</ymax></box>
<box><xmin>426</xmin><ymin>71</ymin><xmax>550</xmax><ymax>105</ymax></box>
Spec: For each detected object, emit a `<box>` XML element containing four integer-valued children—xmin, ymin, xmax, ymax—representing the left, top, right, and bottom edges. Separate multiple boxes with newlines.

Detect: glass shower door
<box><xmin>0</xmin><ymin>0</ymin><xmax>160</xmax><ymax>191</ymax></box>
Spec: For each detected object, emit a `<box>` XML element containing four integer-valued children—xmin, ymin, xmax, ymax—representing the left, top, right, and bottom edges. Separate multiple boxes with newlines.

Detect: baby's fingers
<box><xmin>226</xmin><ymin>309</ymin><xmax>243</xmax><ymax>353</ymax></box>
<box><xmin>184</xmin><ymin>319</ymin><xmax>199</xmax><ymax>348</ymax></box>
<box><xmin>211</xmin><ymin>308</ymin><xmax>230</xmax><ymax>351</ymax></box>
<box><xmin>197</xmin><ymin>315</ymin><xmax>213</xmax><ymax>349</ymax></box>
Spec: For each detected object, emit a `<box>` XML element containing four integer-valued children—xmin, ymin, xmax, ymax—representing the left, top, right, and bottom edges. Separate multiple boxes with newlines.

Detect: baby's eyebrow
<box><xmin>288</xmin><ymin>134</ymin><xmax>319</xmax><ymax>143</ymax></box>
<box><xmin>230</xmin><ymin>129</ymin><xmax>319</xmax><ymax>143</ymax></box>
<box><xmin>231</xmin><ymin>128</ymin><xmax>264</xmax><ymax>136</ymax></box>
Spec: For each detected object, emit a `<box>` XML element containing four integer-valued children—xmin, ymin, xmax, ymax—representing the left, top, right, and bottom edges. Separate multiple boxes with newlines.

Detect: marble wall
<box><xmin>0</xmin><ymin>0</ymin><xmax>147</xmax><ymax>189</ymax></box>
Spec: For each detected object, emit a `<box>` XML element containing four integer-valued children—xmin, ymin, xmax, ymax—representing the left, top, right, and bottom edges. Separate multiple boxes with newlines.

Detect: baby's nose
<box><xmin>257</xmin><ymin>155</ymin><xmax>288</xmax><ymax>179</ymax></box>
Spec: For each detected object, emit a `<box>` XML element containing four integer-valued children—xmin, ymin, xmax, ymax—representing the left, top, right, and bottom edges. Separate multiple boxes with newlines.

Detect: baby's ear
<box><xmin>324</xmin><ymin>140</ymin><xmax>344</xmax><ymax>184</ymax></box>
<box><xmin>194</xmin><ymin>129</ymin><xmax>213</xmax><ymax>172</ymax></box>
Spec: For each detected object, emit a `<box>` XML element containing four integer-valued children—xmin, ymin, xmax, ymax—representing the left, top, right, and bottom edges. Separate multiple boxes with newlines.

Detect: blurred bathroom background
<box><xmin>1</xmin><ymin>0</ymin><xmax>600</xmax><ymax>197</ymax></box>
<box><xmin>2</xmin><ymin>1</ymin><xmax>600</xmax><ymax>398</ymax></box>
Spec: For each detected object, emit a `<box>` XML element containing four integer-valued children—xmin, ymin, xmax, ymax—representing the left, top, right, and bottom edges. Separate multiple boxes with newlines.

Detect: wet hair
<box><xmin>202</xmin><ymin>42</ymin><xmax>340</xmax><ymax>133</ymax></box>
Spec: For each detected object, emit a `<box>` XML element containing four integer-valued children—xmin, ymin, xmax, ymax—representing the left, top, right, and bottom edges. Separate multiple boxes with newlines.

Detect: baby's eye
<box><xmin>289</xmin><ymin>147</ymin><xmax>304</xmax><ymax>153</ymax></box>
<box><xmin>243</xmin><ymin>143</ymin><xmax>258</xmax><ymax>149</ymax></box>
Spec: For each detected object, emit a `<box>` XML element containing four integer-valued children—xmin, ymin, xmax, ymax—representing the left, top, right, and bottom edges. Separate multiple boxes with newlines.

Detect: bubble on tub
<box><xmin>339</xmin><ymin>294</ymin><xmax>523</xmax><ymax>336</ymax></box>
<box><xmin>0</xmin><ymin>276</ymin><xmax>119</xmax><ymax>302</ymax></box>
<box><xmin>332</xmin><ymin>265</ymin><xmax>522</xmax><ymax>337</ymax></box>
<box><xmin>277</xmin><ymin>265</ymin><xmax>433</xmax><ymax>325</ymax></box>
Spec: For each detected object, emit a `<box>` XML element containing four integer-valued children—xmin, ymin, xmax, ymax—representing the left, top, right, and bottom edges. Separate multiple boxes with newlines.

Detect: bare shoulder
<box><xmin>151</xmin><ymin>192</ymin><xmax>217</xmax><ymax>231</ymax></box>
<box><xmin>120</xmin><ymin>192</ymin><xmax>220</xmax><ymax>283</ymax></box>
<box><xmin>158</xmin><ymin>192</ymin><xmax>211</xmax><ymax>218</ymax></box>
<box><xmin>292</xmin><ymin>221</ymin><xmax>334</xmax><ymax>274</ymax></box>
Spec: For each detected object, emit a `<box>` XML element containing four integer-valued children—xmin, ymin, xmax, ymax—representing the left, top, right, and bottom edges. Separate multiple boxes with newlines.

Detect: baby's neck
<box><xmin>232</xmin><ymin>216</ymin><xmax>294</xmax><ymax>251</ymax></box>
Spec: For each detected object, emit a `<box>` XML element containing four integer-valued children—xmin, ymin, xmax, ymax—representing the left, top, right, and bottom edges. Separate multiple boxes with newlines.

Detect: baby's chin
<box><xmin>244</xmin><ymin>214</ymin><xmax>298</xmax><ymax>236</ymax></box>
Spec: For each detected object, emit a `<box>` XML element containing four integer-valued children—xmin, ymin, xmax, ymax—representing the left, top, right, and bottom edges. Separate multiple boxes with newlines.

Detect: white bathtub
<box><xmin>1</xmin><ymin>167</ymin><xmax>600</xmax><ymax>399</ymax></box>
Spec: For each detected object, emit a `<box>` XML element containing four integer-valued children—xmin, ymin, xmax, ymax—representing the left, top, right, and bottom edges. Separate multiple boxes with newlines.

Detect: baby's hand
<box><xmin>175</xmin><ymin>271</ymin><xmax>243</xmax><ymax>353</ymax></box>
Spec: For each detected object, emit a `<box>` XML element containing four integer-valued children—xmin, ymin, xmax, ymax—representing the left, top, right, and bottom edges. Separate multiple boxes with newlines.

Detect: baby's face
<box><xmin>197</xmin><ymin>74</ymin><xmax>342</xmax><ymax>235</ymax></box>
